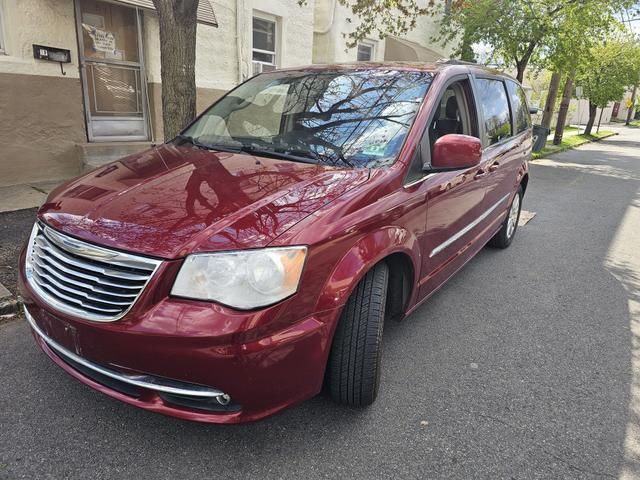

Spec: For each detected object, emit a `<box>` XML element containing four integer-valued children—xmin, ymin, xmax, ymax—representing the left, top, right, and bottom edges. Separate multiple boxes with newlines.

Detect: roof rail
<box><xmin>436</xmin><ymin>59</ymin><xmax>478</xmax><ymax>65</ymax></box>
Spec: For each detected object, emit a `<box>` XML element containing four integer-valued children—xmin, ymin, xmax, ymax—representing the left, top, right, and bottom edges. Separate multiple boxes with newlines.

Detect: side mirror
<box><xmin>430</xmin><ymin>134</ymin><xmax>482</xmax><ymax>171</ymax></box>
<box><xmin>529</xmin><ymin>106</ymin><xmax>541</xmax><ymax>115</ymax></box>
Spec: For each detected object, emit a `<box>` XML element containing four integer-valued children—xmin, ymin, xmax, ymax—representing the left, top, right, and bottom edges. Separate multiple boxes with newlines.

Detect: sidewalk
<box><xmin>0</xmin><ymin>204</ymin><xmax>40</xmax><ymax>318</ymax></box>
<box><xmin>533</xmin><ymin>124</ymin><xmax>617</xmax><ymax>159</ymax></box>
<box><xmin>0</xmin><ymin>180</ymin><xmax>61</xmax><ymax>214</ymax></box>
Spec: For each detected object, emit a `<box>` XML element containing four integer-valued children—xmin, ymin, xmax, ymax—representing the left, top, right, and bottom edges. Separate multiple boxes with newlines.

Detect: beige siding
<box><xmin>0</xmin><ymin>73</ymin><xmax>85</xmax><ymax>186</ymax></box>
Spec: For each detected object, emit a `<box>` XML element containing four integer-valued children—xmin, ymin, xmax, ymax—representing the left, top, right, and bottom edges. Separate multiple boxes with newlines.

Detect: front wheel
<box><xmin>488</xmin><ymin>186</ymin><xmax>523</xmax><ymax>249</ymax></box>
<box><xmin>326</xmin><ymin>262</ymin><xmax>389</xmax><ymax>407</ymax></box>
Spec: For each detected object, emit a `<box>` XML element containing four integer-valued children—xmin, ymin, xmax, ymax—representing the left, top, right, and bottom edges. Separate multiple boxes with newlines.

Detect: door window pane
<box><xmin>80</xmin><ymin>0</ymin><xmax>139</xmax><ymax>62</ymax></box>
<box><xmin>506</xmin><ymin>80</ymin><xmax>531</xmax><ymax>134</ymax></box>
<box><xmin>86</xmin><ymin>63</ymin><xmax>143</xmax><ymax>117</ymax></box>
<box><xmin>475</xmin><ymin>78</ymin><xmax>512</xmax><ymax>145</ymax></box>
<box><xmin>253</xmin><ymin>17</ymin><xmax>276</xmax><ymax>64</ymax></box>
<box><xmin>357</xmin><ymin>44</ymin><xmax>373</xmax><ymax>61</ymax></box>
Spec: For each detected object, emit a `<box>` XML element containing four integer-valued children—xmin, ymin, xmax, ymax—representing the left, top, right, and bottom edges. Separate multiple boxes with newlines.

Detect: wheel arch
<box><xmin>315</xmin><ymin>226</ymin><xmax>420</xmax><ymax>315</ymax></box>
<box><xmin>384</xmin><ymin>252</ymin><xmax>415</xmax><ymax>322</ymax></box>
<box><xmin>521</xmin><ymin>173</ymin><xmax>529</xmax><ymax>196</ymax></box>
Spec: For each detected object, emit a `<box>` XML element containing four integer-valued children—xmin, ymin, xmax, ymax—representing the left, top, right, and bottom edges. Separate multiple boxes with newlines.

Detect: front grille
<box><xmin>25</xmin><ymin>223</ymin><xmax>161</xmax><ymax>322</ymax></box>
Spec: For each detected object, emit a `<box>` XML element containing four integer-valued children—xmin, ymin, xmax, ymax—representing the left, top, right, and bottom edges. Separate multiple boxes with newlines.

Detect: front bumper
<box><xmin>19</xmin><ymin>249</ymin><xmax>341</xmax><ymax>424</ymax></box>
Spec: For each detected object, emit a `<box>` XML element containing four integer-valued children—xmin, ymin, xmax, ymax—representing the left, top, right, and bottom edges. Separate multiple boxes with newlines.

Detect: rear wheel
<box><xmin>488</xmin><ymin>186</ymin><xmax>523</xmax><ymax>249</ymax></box>
<box><xmin>327</xmin><ymin>262</ymin><xmax>389</xmax><ymax>407</ymax></box>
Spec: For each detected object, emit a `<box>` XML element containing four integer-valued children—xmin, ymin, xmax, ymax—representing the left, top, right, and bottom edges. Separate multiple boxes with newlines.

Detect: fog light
<box><xmin>217</xmin><ymin>394</ymin><xmax>231</xmax><ymax>406</ymax></box>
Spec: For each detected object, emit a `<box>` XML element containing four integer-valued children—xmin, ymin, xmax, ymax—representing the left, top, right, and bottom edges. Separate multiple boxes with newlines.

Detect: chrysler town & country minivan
<box><xmin>19</xmin><ymin>61</ymin><xmax>531</xmax><ymax>423</ymax></box>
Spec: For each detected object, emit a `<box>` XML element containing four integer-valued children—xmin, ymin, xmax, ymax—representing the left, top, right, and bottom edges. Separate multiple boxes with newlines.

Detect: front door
<box><xmin>416</xmin><ymin>78</ymin><xmax>488</xmax><ymax>300</ymax></box>
<box><xmin>76</xmin><ymin>0</ymin><xmax>150</xmax><ymax>141</ymax></box>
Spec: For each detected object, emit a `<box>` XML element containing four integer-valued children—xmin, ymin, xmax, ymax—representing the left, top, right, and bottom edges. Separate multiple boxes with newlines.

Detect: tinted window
<box><xmin>506</xmin><ymin>80</ymin><xmax>531</xmax><ymax>133</ymax></box>
<box><xmin>185</xmin><ymin>70</ymin><xmax>432</xmax><ymax>168</ymax></box>
<box><xmin>475</xmin><ymin>78</ymin><xmax>512</xmax><ymax>145</ymax></box>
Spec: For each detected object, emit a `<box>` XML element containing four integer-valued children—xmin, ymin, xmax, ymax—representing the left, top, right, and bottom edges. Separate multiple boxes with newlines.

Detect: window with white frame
<box><xmin>357</xmin><ymin>42</ymin><xmax>374</xmax><ymax>61</ymax></box>
<box><xmin>252</xmin><ymin>15</ymin><xmax>277</xmax><ymax>73</ymax></box>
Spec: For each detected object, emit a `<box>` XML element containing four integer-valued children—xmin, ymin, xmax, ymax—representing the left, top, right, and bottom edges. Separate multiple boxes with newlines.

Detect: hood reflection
<box><xmin>40</xmin><ymin>145</ymin><xmax>370</xmax><ymax>258</ymax></box>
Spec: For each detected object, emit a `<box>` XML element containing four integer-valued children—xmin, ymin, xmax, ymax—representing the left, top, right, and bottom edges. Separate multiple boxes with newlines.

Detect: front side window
<box><xmin>475</xmin><ymin>78</ymin><xmax>512</xmax><ymax>146</ymax></box>
<box><xmin>428</xmin><ymin>80</ymin><xmax>476</xmax><ymax>150</ymax></box>
<box><xmin>506</xmin><ymin>80</ymin><xmax>531</xmax><ymax>134</ymax></box>
<box><xmin>184</xmin><ymin>69</ymin><xmax>432</xmax><ymax>168</ymax></box>
<box><xmin>357</xmin><ymin>43</ymin><xmax>373</xmax><ymax>61</ymax></box>
<box><xmin>252</xmin><ymin>16</ymin><xmax>276</xmax><ymax>67</ymax></box>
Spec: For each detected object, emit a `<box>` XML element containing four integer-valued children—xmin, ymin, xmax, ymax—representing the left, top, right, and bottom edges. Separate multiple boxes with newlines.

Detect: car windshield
<box><xmin>182</xmin><ymin>69</ymin><xmax>432</xmax><ymax>168</ymax></box>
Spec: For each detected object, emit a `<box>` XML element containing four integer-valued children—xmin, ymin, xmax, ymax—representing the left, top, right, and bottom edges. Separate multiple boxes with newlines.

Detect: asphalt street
<box><xmin>1</xmin><ymin>127</ymin><xmax>640</xmax><ymax>479</ymax></box>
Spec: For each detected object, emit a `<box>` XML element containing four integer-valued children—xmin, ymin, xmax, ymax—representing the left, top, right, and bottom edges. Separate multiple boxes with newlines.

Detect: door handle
<box><xmin>489</xmin><ymin>162</ymin><xmax>500</xmax><ymax>172</ymax></box>
<box><xmin>474</xmin><ymin>170</ymin><xmax>487</xmax><ymax>179</ymax></box>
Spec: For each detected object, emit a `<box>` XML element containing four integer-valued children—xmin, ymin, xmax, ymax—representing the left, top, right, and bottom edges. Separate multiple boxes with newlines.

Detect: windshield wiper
<box><xmin>237</xmin><ymin>144</ymin><xmax>319</xmax><ymax>165</ymax></box>
<box><xmin>174</xmin><ymin>134</ymin><xmax>212</xmax><ymax>150</ymax></box>
<box><xmin>174</xmin><ymin>135</ymin><xmax>244</xmax><ymax>154</ymax></box>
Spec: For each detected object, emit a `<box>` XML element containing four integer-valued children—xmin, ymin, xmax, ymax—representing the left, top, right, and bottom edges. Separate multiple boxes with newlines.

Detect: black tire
<box><xmin>488</xmin><ymin>185</ymin><xmax>523</xmax><ymax>249</ymax></box>
<box><xmin>327</xmin><ymin>262</ymin><xmax>389</xmax><ymax>407</ymax></box>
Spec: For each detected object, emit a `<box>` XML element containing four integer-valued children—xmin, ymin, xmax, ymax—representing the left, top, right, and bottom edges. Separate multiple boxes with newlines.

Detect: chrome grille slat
<box><xmin>34</xmin><ymin>278</ymin><xmax>123</xmax><ymax>314</ymax></box>
<box><xmin>25</xmin><ymin>223</ymin><xmax>162</xmax><ymax>322</ymax></box>
<box><xmin>42</xmin><ymin>225</ymin><xmax>157</xmax><ymax>272</ymax></box>
<box><xmin>32</xmin><ymin>269</ymin><xmax>133</xmax><ymax>307</ymax></box>
<box><xmin>32</xmin><ymin>259</ymin><xmax>138</xmax><ymax>298</ymax></box>
<box><xmin>34</xmin><ymin>252</ymin><xmax>143</xmax><ymax>290</ymax></box>
<box><xmin>34</xmin><ymin>238</ymin><xmax>151</xmax><ymax>281</ymax></box>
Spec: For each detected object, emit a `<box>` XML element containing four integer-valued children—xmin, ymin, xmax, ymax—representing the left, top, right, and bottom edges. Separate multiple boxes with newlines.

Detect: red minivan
<box><xmin>19</xmin><ymin>61</ymin><xmax>530</xmax><ymax>423</ymax></box>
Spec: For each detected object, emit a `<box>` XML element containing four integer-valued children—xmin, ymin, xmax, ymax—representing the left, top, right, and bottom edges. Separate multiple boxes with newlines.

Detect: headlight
<box><xmin>171</xmin><ymin>246</ymin><xmax>307</xmax><ymax>309</ymax></box>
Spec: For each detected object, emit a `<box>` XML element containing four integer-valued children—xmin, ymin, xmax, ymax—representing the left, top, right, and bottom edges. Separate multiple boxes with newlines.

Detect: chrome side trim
<box><xmin>429</xmin><ymin>193</ymin><xmax>511</xmax><ymax>258</ymax></box>
<box><xmin>403</xmin><ymin>173</ymin><xmax>437</xmax><ymax>189</ymax></box>
<box><xmin>24</xmin><ymin>306</ymin><xmax>225</xmax><ymax>399</ymax></box>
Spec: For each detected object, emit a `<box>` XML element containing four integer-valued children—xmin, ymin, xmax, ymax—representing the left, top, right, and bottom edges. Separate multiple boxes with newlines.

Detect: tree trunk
<box><xmin>584</xmin><ymin>102</ymin><xmax>597</xmax><ymax>136</ymax></box>
<box><xmin>552</xmin><ymin>69</ymin><xmax>575</xmax><ymax>146</ymax></box>
<box><xmin>541</xmin><ymin>71</ymin><xmax>562</xmax><ymax>130</ymax></box>
<box><xmin>152</xmin><ymin>0</ymin><xmax>199</xmax><ymax>140</ymax></box>
<box><xmin>514</xmin><ymin>40</ymin><xmax>537</xmax><ymax>83</ymax></box>
<box><xmin>626</xmin><ymin>84</ymin><xmax>637</xmax><ymax>126</ymax></box>
<box><xmin>516</xmin><ymin>62</ymin><xmax>526</xmax><ymax>83</ymax></box>
<box><xmin>597</xmin><ymin>107</ymin><xmax>604</xmax><ymax>133</ymax></box>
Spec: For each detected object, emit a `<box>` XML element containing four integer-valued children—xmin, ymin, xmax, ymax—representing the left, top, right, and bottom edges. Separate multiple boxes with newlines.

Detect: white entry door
<box><xmin>76</xmin><ymin>0</ymin><xmax>150</xmax><ymax>141</ymax></box>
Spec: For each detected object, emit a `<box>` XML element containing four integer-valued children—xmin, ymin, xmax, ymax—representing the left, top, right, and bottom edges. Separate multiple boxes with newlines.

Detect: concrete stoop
<box><xmin>77</xmin><ymin>142</ymin><xmax>154</xmax><ymax>172</ymax></box>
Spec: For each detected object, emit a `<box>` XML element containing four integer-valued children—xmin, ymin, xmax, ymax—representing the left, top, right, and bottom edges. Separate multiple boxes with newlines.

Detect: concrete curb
<box><xmin>0</xmin><ymin>282</ymin><xmax>19</xmax><ymax>317</ymax></box>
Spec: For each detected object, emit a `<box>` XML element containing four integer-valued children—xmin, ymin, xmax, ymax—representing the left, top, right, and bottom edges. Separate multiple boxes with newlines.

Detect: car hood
<box><xmin>39</xmin><ymin>144</ymin><xmax>370</xmax><ymax>259</ymax></box>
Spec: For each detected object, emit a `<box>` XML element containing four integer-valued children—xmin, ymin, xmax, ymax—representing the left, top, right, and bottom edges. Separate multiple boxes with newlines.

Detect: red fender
<box><xmin>315</xmin><ymin>226</ymin><xmax>421</xmax><ymax>312</ymax></box>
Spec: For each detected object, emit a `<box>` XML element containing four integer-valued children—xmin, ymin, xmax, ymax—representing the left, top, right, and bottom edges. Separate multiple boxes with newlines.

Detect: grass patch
<box><xmin>628</xmin><ymin>120</ymin><xmax>640</xmax><ymax>128</ymax></box>
<box><xmin>532</xmin><ymin>130</ymin><xmax>615</xmax><ymax>159</ymax></box>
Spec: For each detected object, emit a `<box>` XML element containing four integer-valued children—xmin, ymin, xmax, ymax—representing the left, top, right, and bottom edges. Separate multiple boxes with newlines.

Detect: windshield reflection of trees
<box><xmin>198</xmin><ymin>70</ymin><xmax>432</xmax><ymax>168</ymax></box>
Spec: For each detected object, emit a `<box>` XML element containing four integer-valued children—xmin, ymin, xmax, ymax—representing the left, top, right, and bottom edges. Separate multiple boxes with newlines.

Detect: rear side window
<box><xmin>475</xmin><ymin>78</ymin><xmax>512</xmax><ymax>146</ymax></box>
<box><xmin>507</xmin><ymin>80</ymin><xmax>531</xmax><ymax>134</ymax></box>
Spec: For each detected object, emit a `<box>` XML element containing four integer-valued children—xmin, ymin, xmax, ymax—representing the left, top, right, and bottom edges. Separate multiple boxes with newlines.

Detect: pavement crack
<box><xmin>541</xmin><ymin>449</ymin><xmax>616</xmax><ymax>479</ymax></box>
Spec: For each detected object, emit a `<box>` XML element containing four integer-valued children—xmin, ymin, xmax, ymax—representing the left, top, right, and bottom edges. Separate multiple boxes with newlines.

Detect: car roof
<box><xmin>276</xmin><ymin>60</ymin><xmax>519</xmax><ymax>84</ymax></box>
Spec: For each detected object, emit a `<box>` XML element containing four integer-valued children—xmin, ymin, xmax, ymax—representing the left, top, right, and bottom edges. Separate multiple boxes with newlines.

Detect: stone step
<box><xmin>77</xmin><ymin>142</ymin><xmax>154</xmax><ymax>172</ymax></box>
